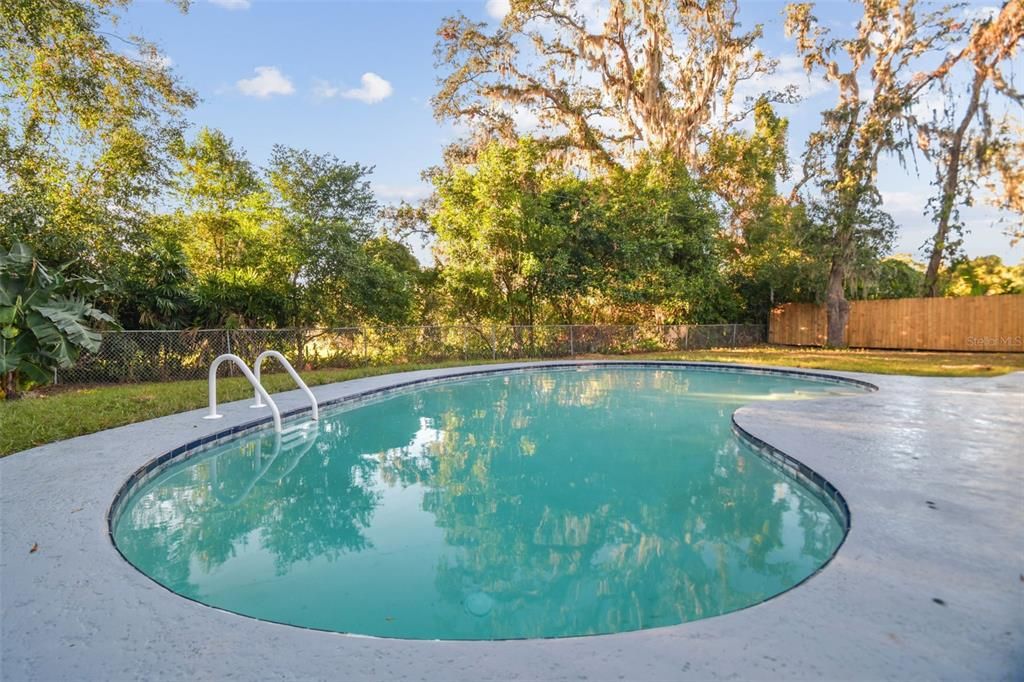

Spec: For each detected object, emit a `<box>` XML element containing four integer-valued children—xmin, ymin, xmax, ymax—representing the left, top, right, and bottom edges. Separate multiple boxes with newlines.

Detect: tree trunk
<box><xmin>922</xmin><ymin>222</ymin><xmax>948</xmax><ymax>297</ymax></box>
<box><xmin>922</xmin><ymin>69</ymin><xmax>984</xmax><ymax>297</ymax></box>
<box><xmin>295</xmin><ymin>329</ymin><xmax>306</xmax><ymax>370</ymax></box>
<box><xmin>2</xmin><ymin>370</ymin><xmax>20</xmax><ymax>400</ymax></box>
<box><xmin>825</xmin><ymin>258</ymin><xmax>849</xmax><ymax>348</ymax></box>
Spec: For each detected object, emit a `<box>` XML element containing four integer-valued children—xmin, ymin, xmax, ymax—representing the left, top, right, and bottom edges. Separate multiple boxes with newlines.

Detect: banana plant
<box><xmin>0</xmin><ymin>242</ymin><xmax>117</xmax><ymax>398</ymax></box>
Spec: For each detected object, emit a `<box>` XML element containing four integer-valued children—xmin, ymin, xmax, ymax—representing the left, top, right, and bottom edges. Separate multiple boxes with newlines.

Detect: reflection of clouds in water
<box><xmin>773</xmin><ymin>482</ymin><xmax>791</xmax><ymax>504</ymax></box>
<box><xmin>410</xmin><ymin>417</ymin><xmax>443</xmax><ymax>452</ymax></box>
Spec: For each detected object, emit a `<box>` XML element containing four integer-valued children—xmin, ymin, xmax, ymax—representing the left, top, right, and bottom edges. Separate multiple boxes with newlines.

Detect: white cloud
<box><xmin>312</xmin><ymin>79</ymin><xmax>339</xmax><ymax>99</ymax></box>
<box><xmin>963</xmin><ymin>5</ymin><xmax>999</xmax><ymax>22</ymax></box>
<box><xmin>375</xmin><ymin>183</ymin><xmax>433</xmax><ymax>202</ymax></box>
<box><xmin>149</xmin><ymin>53</ymin><xmax>173</xmax><ymax>69</ymax></box>
<box><xmin>485</xmin><ymin>0</ymin><xmax>510</xmax><ymax>20</ymax></box>
<box><xmin>236</xmin><ymin>66</ymin><xmax>295</xmax><ymax>98</ymax></box>
<box><xmin>210</xmin><ymin>0</ymin><xmax>251</xmax><ymax>9</ymax></box>
<box><xmin>737</xmin><ymin>54</ymin><xmax>833</xmax><ymax>103</ymax></box>
<box><xmin>315</xmin><ymin>72</ymin><xmax>393</xmax><ymax>104</ymax></box>
<box><xmin>311</xmin><ymin>78</ymin><xmax>339</xmax><ymax>99</ymax></box>
<box><xmin>881</xmin><ymin>190</ymin><xmax>926</xmax><ymax>214</ymax></box>
<box><xmin>511</xmin><ymin>106</ymin><xmax>541</xmax><ymax>132</ymax></box>
<box><xmin>130</xmin><ymin>49</ymin><xmax>173</xmax><ymax>70</ymax></box>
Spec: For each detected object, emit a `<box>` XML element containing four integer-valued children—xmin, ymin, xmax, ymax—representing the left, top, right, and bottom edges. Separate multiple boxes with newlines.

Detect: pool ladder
<box><xmin>204</xmin><ymin>351</ymin><xmax>318</xmax><ymax>433</ymax></box>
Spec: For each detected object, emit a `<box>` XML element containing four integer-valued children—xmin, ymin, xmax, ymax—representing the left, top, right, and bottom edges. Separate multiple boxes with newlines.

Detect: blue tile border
<box><xmin>730</xmin><ymin>416</ymin><xmax>851</xmax><ymax>531</ymax></box>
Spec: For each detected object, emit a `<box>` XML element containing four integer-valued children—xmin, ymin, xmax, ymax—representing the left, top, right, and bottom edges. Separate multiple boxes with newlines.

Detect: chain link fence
<box><xmin>55</xmin><ymin>323</ymin><xmax>766</xmax><ymax>385</ymax></box>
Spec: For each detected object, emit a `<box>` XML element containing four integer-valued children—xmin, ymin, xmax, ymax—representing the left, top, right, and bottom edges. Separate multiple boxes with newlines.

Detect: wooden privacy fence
<box><xmin>769</xmin><ymin>295</ymin><xmax>1024</xmax><ymax>352</ymax></box>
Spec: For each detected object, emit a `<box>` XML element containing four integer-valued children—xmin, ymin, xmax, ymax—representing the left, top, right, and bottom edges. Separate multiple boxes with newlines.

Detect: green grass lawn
<box><xmin>628</xmin><ymin>347</ymin><xmax>1024</xmax><ymax>377</ymax></box>
<box><xmin>2</xmin><ymin>347</ymin><xmax>1022</xmax><ymax>456</ymax></box>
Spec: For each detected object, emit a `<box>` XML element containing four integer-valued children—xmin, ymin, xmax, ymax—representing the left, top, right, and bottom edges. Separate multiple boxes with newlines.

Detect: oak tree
<box><xmin>433</xmin><ymin>0</ymin><xmax>783</xmax><ymax>172</ymax></box>
<box><xmin>914</xmin><ymin>1</ymin><xmax>1023</xmax><ymax>295</ymax></box>
<box><xmin>786</xmin><ymin>0</ymin><xmax>958</xmax><ymax>345</ymax></box>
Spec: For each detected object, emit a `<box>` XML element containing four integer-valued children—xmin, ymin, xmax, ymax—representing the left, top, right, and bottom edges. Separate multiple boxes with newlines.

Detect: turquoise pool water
<box><xmin>113</xmin><ymin>366</ymin><xmax>860</xmax><ymax>640</ymax></box>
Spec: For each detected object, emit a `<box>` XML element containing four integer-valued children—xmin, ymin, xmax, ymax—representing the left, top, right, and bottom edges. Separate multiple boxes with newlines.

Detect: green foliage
<box><xmin>113</xmin><ymin>218</ymin><xmax>195</xmax><ymax>328</ymax></box>
<box><xmin>164</xmin><ymin>128</ymin><xmax>292</xmax><ymax>327</ymax></box>
<box><xmin>700</xmin><ymin>101</ymin><xmax>826</xmax><ymax>322</ymax></box>
<box><xmin>0</xmin><ymin>242</ymin><xmax>115</xmax><ymax>396</ymax></box>
<box><xmin>0</xmin><ymin>0</ymin><xmax>195</xmax><ymax>284</ymax></box>
<box><xmin>1</xmin><ymin>0</ymin><xmax>1013</xmax><ymax>366</ymax></box>
<box><xmin>598</xmin><ymin>155</ymin><xmax>733</xmax><ymax>322</ymax></box>
<box><xmin>360</xmin><ymin>236</ymin><xmax>419</xmax><ymax>324</ymax></box>
<box><xmin>849</xmin><ymin>255</ymin><xmax>926</xmax><ymax>300</ymax></box>
<box><xmin>804</xmin><ymin>195</ymin><xmax>897</xmax><ymax>284</ymax></box>
<box><xmin>192</xmin><ymin>269</ymin><xmax>292</xmax><ymax>328</ymax></box>
<box><xmin>433</xmin><ymin>138</ymin><xmax>565</xmax><ymax>325</ymax></box>
<box><xmin>944</xmin><ymin>256</ymin><xmax>1024</xmax><ymax>297</ymax></box>
<box><xmin>727</xmin><ymin>202</ymin><xmax>827</xmax><ymax>320</ymax></box>
<box><xmin>119</xmin><ymin>131</ymin><xmax>418</xmax><ymax>329</ymax></box>
<box><xmin>703</xmin><ymin>98</ymin><xmax>790</xmax><ymax>235</ymax></box>
<box><xmin>173</xmin><ymin>128</ymin><xmax>278</xmax><ymax>274</ymax></box>
<box><xmin>266</xmin><ymin>145</ymin><xmax>383</xmax><ymax>326</ymax></box>
<box><xmin>432</xmin><ymin>138</ymin><xmax>729</xmax><ymax>325</ymax></box>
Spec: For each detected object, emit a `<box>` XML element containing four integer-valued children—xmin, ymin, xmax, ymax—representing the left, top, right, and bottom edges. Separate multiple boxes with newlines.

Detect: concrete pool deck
<box><xmin>1</xmin><ymin>361</ymin><xmax>1022</xmax><ymax>680</ymax></box>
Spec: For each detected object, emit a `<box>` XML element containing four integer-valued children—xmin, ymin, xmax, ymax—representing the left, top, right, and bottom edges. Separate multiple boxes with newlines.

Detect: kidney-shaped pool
<box><xmin>112</xmin><ymin>366</ymin><xmax>867</xmax><ymax>640</ymax></box>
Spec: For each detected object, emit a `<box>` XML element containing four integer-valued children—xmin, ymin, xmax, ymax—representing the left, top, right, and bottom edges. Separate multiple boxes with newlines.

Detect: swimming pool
<box><xmin>111</xmin><ymin>365</ymin><xmax>866</xmax><ymax>640</ymax></box>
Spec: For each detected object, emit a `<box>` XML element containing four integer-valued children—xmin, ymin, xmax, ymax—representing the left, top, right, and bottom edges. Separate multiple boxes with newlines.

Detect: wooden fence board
<box><xmin>769</xmin><ymin>295</ymin><xmax>1024</xmax><ymax>352</ymax></box>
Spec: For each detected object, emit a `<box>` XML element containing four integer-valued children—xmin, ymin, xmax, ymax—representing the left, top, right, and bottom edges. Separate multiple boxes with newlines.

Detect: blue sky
<box><xmin>120</xmin><ymin>0</ymin><xmax>1020</xmax><ymax>264</ymax></box>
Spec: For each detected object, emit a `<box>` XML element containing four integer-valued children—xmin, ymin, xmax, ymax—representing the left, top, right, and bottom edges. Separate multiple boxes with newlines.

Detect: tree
<box><xmin>944</xmin><ymin>255</ymin><xmax>1024</xmax><ymax>296</ymax></box>
<box><xmin>432</xmin><ymin>137</ymin><xmax>728</xmax><ymax>326</ymax></box>
<box><xmin>360</xmin><ymin>236</ymin><xmax>421</xmax><ymax>325</ymax></box>
<box><xmin>702</xmin><ymin>98</ymin><xmax>819</xmax><ymax>321</ymax></box>
<box><xmin>980</xmin><ymin>118</ymin><xmax>1024</xmax><ymax>245</ymax></box>
<box><xmin>596</xmin><ymin>154</ymin><xmax>733</xmax><ymax>323</ymax></box>
<box><xmin>173</xmin><ymin>128</ymin><xmax>274</xmax><ymax>271</ymax></box>
<box><xmin>1</xmin><ymin>0</ymin><xmax>195</xmax><ymax>280</ymax></box>
<box><xmin>432</xmin><ymin>138</ymin><xmax>564</xmax><ymax>326</ymax></box>
<box><xmin>116</xmin><ymin>217</ymin><xmax>195</xmax><ymax>329</ymax></box>
<box><xmin>701</xmin><ymin>97</ymin><xmax>791</xmax><ymax>237</ymax></box>
<box><xmin>266</xmin><ymin>145</ymin><xmax>379</xmax><ymax>326</ymax></box>
<box><xmin>0</xmin><ymin>242</ymin><xmax>115</xmax><ymax>398</ymax></box>
<box><xmin>433</xmin><ymin>0</ymin><xmax>783</xmax><ymax>171</ymax></box>
<box><xmin>914</xmin><ymin>1</ymin><xmax>1024</xmax><ymax>296</ymax></box>
<box><xmin>727</xmin><ymin>203</ymin><xmax>827</xmax><ymax>321</ymax></box>
<box><xmin>786</xmin><ymin>0</ymin><xmax>958</xmax><ymax>346</ymax></box>
<box><xmin>848</xmin><ymin>254</ymin><xmax>925</xmax><ymax>300</ymax></box>
<box><xmin>171</xmin><ymin>129</ymin><xmax>291</xmax><ymax>326</ymax></box>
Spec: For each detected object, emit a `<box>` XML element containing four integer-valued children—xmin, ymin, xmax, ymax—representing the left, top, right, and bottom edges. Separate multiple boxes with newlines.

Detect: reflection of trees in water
<box><xmin>117</xmin><ymin>369</ymin><xmax>842</xmax><ymax>637</ymax></box>
<box><xmin>419</xmin><ymin>371</ymin><xmax>842</xmax><ymax>637</ymax></box>
<box><xmin>119</xmin><ymin>421</ymin><xmax>386</xmax><ymax>586</ymax></box>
